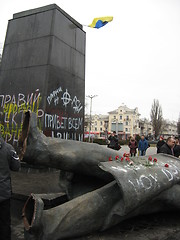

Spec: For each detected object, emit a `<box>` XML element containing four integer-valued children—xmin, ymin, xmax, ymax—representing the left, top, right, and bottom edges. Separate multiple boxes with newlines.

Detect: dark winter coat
<box><xmin>156</xmin><ymin>140</ymin><xmax>165</xmax><ymax>153</ymax></box>
<box><xmin>108</xmin><ymin>135</ymin><xmax>120</xmax><ymax>150</ymax></box>
<box><xmin>0</xmin><ymin>136</ymin><xmax>20</xmax><ymax>202</ymax></box>
<box><xmin>158</xmin><ymin>142</ymin><xmax>173</xmax><ymax>156</ymax></box>
<box><xmin>174</xmin><ymin>145</ymin><xmax>180</xmax><ymax>158</ymax></box>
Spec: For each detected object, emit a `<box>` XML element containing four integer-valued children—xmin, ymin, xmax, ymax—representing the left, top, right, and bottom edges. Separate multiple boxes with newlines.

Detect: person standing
<box><xmin>156</xmin><ymin>136</ymin><xmax>165</xmax><ymax>153</ymax></box>
<box><xmin>128</xmin><ymin>136</ymin><xmax>138</xmax><ymax>157</ymax></box>
<box><xmin>173</xmin><ymin>137</ymin><xmax>180</xmax><ymax>158</ymax></box>
<box><xmin>0</xmin><ymin>135</ymin><xmax>20</xmax><ymax>240</ymax></box>
<box><xmin>138</xmin><ymin>135</ymin><xmax>148</xmax><ymax>156</ymax></box>
<box><xmin>158</xmin><ymin>136</ymin><xmax>175</xmax><ymax>156</ymax></box>
<box><xmin>108</xmin><ymin>131</ymin><xmax>120</xmax><ymax>150</ymax></box>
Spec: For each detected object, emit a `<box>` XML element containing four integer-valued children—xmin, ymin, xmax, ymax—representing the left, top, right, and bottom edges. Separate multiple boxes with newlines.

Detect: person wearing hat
<box><xmin>156</xmin><ymin>136</ymin><xmax>165</xmax><ymax>153</ymax></box>
<box><xmin>0</xmin><ymin>135</ymin><xmax>20</xmax><ymax>240</ymax></box>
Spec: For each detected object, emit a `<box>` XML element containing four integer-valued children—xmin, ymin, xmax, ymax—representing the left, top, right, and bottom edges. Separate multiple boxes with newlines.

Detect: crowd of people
<box><xmin>108</xmin><ymin>132</ymin><xmax>180</xmax><ymax>158</ymax></box>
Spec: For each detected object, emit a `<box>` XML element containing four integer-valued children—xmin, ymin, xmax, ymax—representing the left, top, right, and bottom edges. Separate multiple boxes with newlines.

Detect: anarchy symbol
<box><xmin>61</xmin><ymin>89</ymin><xmax>72</xmax><ymax>107</ymax></box>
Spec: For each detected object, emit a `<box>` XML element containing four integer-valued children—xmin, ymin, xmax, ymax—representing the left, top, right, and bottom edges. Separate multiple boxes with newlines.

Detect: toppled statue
<box><xmin>19</xmin><ymin>112</ymin><xmax>180</xmax><ymax>240</ymax></box>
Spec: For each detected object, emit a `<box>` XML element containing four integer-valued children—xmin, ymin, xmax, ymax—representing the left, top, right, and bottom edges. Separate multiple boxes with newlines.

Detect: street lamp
<box><xmin>86</xmin><ymin>95</ymin><xmax>98</xmax><ymax>142</ymax></box>
<box><xmin>104</xmin><ymin>120</ymin><xmax>109</xmax><ymax>142</ymax></box>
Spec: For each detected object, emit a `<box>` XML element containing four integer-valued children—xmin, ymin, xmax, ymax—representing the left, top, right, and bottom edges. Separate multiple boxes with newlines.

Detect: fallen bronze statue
<box><xmin>19</xmin><ymin>112</ymin><xmax>180</xmax><ymax>240</ymax></box>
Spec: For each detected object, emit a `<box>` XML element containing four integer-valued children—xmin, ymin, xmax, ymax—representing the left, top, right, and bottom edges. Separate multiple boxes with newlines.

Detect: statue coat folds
<box><xmin>19</xmin><ymin>112</ymin><xmax>180</xmax><ymax>240</ymax></box>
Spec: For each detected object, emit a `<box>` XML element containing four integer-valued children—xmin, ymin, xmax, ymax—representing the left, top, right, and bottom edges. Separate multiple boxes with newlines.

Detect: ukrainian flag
<box><xmin>88</xmin><ymin>16</ymin><xmax>113</xmax><ymax>29</ymax></box>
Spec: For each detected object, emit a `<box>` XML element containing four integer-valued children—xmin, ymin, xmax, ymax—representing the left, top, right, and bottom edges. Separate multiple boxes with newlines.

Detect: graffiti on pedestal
<box><xmin>46</xmin><ymin>86</ymin><xmax>84</xmax><ymax>140</ymax></box>
<box><xmin>47</xmin><ymin>87</ymin><xmax>83</xmax><ymax>113</ymax></box>
<box><xmin>0</xmin><ymin>86</ymin><xmax>84</xmax><ymax>146</ymax></box>
<box><xmin>0</xmin><ymin>89</ymin><xmax>43</xmax><ymax>145</ymax></box>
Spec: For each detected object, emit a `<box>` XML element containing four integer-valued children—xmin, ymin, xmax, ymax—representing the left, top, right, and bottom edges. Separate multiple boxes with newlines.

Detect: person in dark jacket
<box><xmin>174</xmin><ymin>137</ymin><xmax>180</xmax><ymax>158</ymax></box>
<box><xmin>128</xmin><ymin>136</ymin><xmax>138</xmax><ymax>156</ymax></box>
<box><xmin>138</xmin><ymin>135</ymin><xmax>148</xmax><ymax>156</ymax></box>
<box><xmin>0</xmin><ymin>135</ymin><xmax>20</xmax><ymax>240</ymax></box>
<box><xmin>158</xmin><ymin>136</ymin><xmax>175</xmax><ymax>156</ymax></box>
<box><xmin>156</xmin><ymin>136</ymin><xmax>165</xmax><ymax>153</ymax></box>
<box><xmin>108</xmin><ymin>131</ymin><xmax>120</xmax><ymax>150</ymax></box>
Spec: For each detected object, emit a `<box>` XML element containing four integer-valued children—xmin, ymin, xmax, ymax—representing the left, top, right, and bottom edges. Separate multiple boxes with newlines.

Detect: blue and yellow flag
<box><xmin>88</xmin><ymin>16</ymin><xmax>113</xmax><ymax>29</ymax></box>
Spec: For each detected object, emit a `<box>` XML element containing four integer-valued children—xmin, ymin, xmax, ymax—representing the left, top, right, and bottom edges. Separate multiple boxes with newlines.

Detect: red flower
<box><xmin>115</xmin><ymin>155</ymin><xmax>119</xmax><ymax>160</ymax></box>
<box><xmin>165</xmin><ymin>163</ymin><xmax>169</xmax><ymax>168</ymax></box>
<box><xmin>126</xmin><ymin>157</ymin><xmax>130</xmax><ymax>162</ymax></box>
<box><xmin>153</xmin><ymin>158</ymin><xmax>157</xmax><ymax>163</ymax></box>
<box><xmin>121</xmin><ymin>157</ymin><xmax>124</xmax><ymax>162</ymax></box>
<box><xmin>123</xmin><ymin>152</ymin><xmax>130</xmax><ymax>157</ymax></box>
<box><xmin>109</xmin><ymin>156</ymin><xmax>113</xmax><ymax>161</ymax></box>
<box><xmin>148</xmin><ymin>156</ymin><xmax>152</xmax><ymax>161</ymax></box>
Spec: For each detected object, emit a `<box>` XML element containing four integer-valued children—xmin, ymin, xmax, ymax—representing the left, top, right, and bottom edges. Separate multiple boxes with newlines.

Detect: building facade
<box><xmin>139</xmin><ymin>118</ymin><xmax>153</xmax><ymax>138</ymax></box>
<box><xmin>161</xmin><ymin>120</ymin><xmax>178</xmax><ymax>138</ymax></box>
<box><xmin>84</xmin><ymin>114</ymin><xmax>109</xmax><ymax>139</ymax></box>
<box><xmin>108</xmin><ymin>105</ymin><xmax>141</xmax><ymax>140</ymax></box>
<box><xmin>85</xmin><ymin>105</ymin><xmax>178</xmax><ymax>141</ymax></box>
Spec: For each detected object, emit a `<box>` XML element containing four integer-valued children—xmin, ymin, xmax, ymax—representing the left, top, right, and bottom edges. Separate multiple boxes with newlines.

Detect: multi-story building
<box><xmin>84</xmin><ymin>105</ymin><xmax>178</xmax><ymax>141</ymax></box>
<box><xmin>108</xmin><ymin>105</ymin><xmax>141</xmax><ymax>140</ymax></box>
<box><xmin>161</xmin><ymin>120</ymin><xmax>178</xmax><ymax>138</ymax></box>
<box><xmin>84</xmin><ymin>114</ymin><xmax>109</xmax><ymax>139</ymax></box>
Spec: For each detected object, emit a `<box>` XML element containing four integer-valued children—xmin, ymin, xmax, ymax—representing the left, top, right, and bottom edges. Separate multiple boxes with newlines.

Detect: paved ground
<box><xmin>119</xmin><ymin>145</ymin><xmax>157</xmax><ymax>156</ymax></box>
<box><xmin>12</xmin><ymin>211</ymin><xmax>180</xmax><ymax>240</ymax></box>
<box><xmin>76</xmin><ymin>212</ymin><xmax>180</xmax><ymax>240</ymax></box>
<box><xmin>11</xmin><ymin>146</ymin><xmax>180</xmax><ymax>240</ymax></box>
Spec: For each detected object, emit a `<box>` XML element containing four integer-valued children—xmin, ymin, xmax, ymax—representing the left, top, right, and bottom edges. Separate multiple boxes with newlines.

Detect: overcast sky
<box><xmin>0</xmin><ymin>0</ymin><xmax>180</xmax><ymax>121</ymax></box>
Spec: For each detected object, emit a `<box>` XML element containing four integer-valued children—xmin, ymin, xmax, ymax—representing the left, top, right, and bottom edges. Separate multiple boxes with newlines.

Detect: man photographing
<box><xmin>0</xmin><ymin>135</ymin><xmax>20</xmax><ymax>240</ymax></box>
<box><xmin>108</xmin><ymin>131</ymin><xmax>121</xmax><ymax>150</ymax></box>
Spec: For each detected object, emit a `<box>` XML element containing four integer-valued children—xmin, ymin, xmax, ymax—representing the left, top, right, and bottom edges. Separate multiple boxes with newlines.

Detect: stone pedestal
<box><xmin>0</xmin><ymin>4</ymin><xmax>85</xmax><ymax>146</ymax></box>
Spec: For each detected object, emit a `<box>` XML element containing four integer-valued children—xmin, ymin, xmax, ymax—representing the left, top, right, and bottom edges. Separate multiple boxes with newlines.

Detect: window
<box><xmin>126</xmin><ymin>122</ymin><xmax>128</xmax><ymax>126</ymax></box>
<box><xmin>100</xmin><ymin>127</ymin><xmax>103</xmax><ymax>131</ymax></box>
<box><xmin>120</xmin><ymin>115</ymin><xmax>122</xmax><ymax>120</ymax></box>
<box><xmin>95</xmin><ymin>121</ymin><xmax>97</xmax><ymax>125</ymax></box>
<box><xmin>125</xmin><ymin>128</ymin><xmax>128</xmax><ymax>132</ymax></box>
<box><xmin>126</xmin><ymin>116</ymin><xmax>129</xmax><ymax>120</ymax></box>
<box><xmin>113</xmin><ymin>116</ymin><xmax>116</xmax><ymax>120</ymax></box>
<box><xmin>95</xmin><ymin>127</ymin><xmax>97</xmax><ymax>131</ymax></box>
<box><xmin>100</xmin><ymin>121</ymin><xmax>103</xmax><ymax>125</ymax></box>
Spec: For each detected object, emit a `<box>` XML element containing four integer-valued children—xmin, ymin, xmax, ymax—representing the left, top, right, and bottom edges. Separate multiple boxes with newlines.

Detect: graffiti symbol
<box><xmin>71</xmin><ymin>96</ymin><xmax>83</xmax><ymax>113</ymax></box>
<box><xmin>61</xmin><ymin>89</ymin><xmax>72</xmax><ymax>107</ymax></box>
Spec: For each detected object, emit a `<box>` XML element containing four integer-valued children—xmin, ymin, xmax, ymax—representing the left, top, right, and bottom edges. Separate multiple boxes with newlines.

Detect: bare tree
<box><xmin>150</xmin><ymin>99</ymin><xmax>163</xmax><ymax>139</ymax></box>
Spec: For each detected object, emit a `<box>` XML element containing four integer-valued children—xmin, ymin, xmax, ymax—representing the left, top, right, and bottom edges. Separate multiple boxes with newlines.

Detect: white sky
<box><xmin>0</xmin><ymin>0</ymin><xmax>180</xmax><ymax>121</ymax></box>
